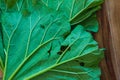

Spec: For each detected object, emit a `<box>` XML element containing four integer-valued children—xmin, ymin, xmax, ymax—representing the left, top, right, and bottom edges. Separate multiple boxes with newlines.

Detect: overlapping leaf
<box><xmin>80</xmin><ymin>14</ymin><xmax>99</xmax><ymax>32</ymax></box>
<box><xmin>1</xmin><ymin>11</ymin><xmax>71</xmax><ymax>80</ymax></box>
<box><xmin>38</xmin><ymin>0</ymin><xmax>103</xmax><ymax>32</ymax></box>
<box><xmin>41</xmin><ymin>0</ymin><xmax>103</xmax><ymax>24</ymax></box>
<box><xmin>27</xmin><ymin>25</ymin><xmax>104</xmax><ymax>80</ymax></box>
<box><xmin>0</xmin><ymin>0</ymin><xmax>104</xmax><ymax>80</ymax></box>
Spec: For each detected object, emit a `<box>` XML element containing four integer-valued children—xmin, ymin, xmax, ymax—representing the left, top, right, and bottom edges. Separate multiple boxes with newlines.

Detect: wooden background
<box><xmin>95</xmin><ymin>0</ymin><xmax>120</xmax><ymax>80</ymax></box>
<box><xmin>0</xmin><ymin>0</ymin><xmax>120</xmax><ymax>80</ymax></box>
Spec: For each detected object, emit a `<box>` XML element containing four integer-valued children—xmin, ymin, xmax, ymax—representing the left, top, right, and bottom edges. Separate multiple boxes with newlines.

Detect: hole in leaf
<box><xmin>48</xmin><ymin>46</ymin><xmax>52</xmax><ymax>56</ymax></box>
<box><xmin>79</xmin><ymin>62</ymin><xmax>85</xmax><ymax>66</ymax></box>
<box><xmin>60</xmin><ymin>45</ymin><xmax>70</xmax><ymax>51</ymax></box>
<box><xmin>40</xmin><ymin>24</ymin><xmax>45</xmax><ymax>29</ymax></box>
<box><xmin>57</xmin><ymin>45</ymin><xmax>70</xmax><ymax>55</ymax></box>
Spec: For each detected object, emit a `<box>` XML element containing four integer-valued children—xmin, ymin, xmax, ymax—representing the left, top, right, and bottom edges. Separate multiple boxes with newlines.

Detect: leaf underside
<box><xmin>0</xmin><ymin>0</ymin><xmax>104</xmax><ymax>80</ymax></box>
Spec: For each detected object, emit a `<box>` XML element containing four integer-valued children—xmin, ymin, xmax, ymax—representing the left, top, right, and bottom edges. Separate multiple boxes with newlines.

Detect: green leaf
<box><xmin>41</xmin><ymin>0</ymin><xmax>103</xmax><ymax>25</ymax></box>
<box><xmin>2</xmin><ymin>14</ymin><xmax>103</xmax><ymax>79</ymax></box>
<box><xmin>80</xmin><ymin>14</ymin><xmax>99</xmax><ymax>32</ymax></box>
<box><xmin>0</xmin><ymin>0</ymin><xmax>104</xmax><ymax>80</ymax></box>
<box><xmin>28</xmin><ymin>25</ymin><xmax>104</xmax><ymax>80</ymax></box>
<box><xmin>36</xmin><ymin>0</ymin><xmax>103</xmax><ymax>32</ymax></box>
<box><xmin>32</xmin><ymin>60</ymin><xmax>102</xmax><ymax>80</ymax></box>
<box><xmin>0</xmin><ymin>0</ymin><xmax>103</xmax><ymax>32</ymax></box>
<box><xmin>1</xmin><ymin>6</ymin><xmax>71</xmax><ymax>80</ymax></box>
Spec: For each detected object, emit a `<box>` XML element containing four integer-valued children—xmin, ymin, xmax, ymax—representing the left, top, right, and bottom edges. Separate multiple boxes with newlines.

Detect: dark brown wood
<box><xmin>95</xmin><ymin>0</ymin><xmax>120</xmax><ymax>80</ymax></box>
<box><xmin>95</xmin><ymin>4</ymin><xmax>116</xmax><ymax>80</ymax></box>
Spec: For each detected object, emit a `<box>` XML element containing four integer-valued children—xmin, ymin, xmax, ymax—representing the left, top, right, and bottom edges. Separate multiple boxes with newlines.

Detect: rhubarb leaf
<box><xmin>28</xmin><ymin>25</ymin><xmax>104</xmax><ymax>80</ymax></box>
<box><xmin>0</xmin><ymin>0</ymin><xmax>104</xmax><ymax>80</ymax></box>
<box><xmin>42</xmin><ymin>0</ymin><xmax>103</xmax><ymax>25</ymax></box>
<box><xmin>80</xmin><ymin>14</ymin><xmax>99</xmax><ymax>32</ymax></box>
<box><xmin>1</xmin><ymin>9</ymin><xmax>71</xmax><ymax>80</ymax></box>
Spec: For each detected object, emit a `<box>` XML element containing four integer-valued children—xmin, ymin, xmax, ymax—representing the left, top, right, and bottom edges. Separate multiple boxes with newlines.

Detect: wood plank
<box><xmin>95</xmin><ymin>4</ymin><xmax>116</xmax><ymax>80</ymax></box>
<box><xmin>95</xmin><ymin>0</ymin><xmax>120</xmax><ymax>80</ymax></box>
<box><xmin>105</xmin><ymin>1</ymin><xmax>120</xmax><ymax>80</ymax></box>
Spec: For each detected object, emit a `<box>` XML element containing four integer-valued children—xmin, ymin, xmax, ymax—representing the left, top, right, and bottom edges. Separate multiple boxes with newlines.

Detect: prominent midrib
<box><xmin>70</xmin><ymin>6</ymin><xmax>101</xmax><ymax>25</ymax></box>
<box><xmin>7</xmin><ymin>14</ymin><xmax>62</xmax><ymax>80</ymax></box>
<box><xmin>56</xmin><ymin>38</ymin><xmax>79</xmax><ymax>64</ymax></box>
<box><xmin>26</xmin><ymin>36</ymin><xmax>91</xmax><ymax>79</ymax></box>
<box><xmin>41</xmin><ymin>0</ymin><xmax>100</xmax><ymax>23</ymax></box>
<box><xmin>26</xmin><ymin>49</ymin><xmax>89</xmax><ymax>79</ymax></box>
<box><xmin>69</xmin><ymin>0</ymin><xmax>103</xmax><ymax>23</ymax></box>
<box><xmin>8</xmin><ymin>38</ymin><xmax>56</xmax><ymax>80</ymax></box>
<box><xmin>9</xmin><ymin>27</ymin><xmax>62</xmax><ymax>79</ymax></box>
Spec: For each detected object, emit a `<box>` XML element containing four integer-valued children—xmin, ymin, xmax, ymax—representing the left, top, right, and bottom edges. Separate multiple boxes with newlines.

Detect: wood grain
<box><xmin>96</xmin><ymin>4</ymin><xmax>116</xmax><ymax>80</ymax></box>
<box><xmin>105</xmin><ymin>1</ymin><xmax>120</xmax><ymax>80</ymax></box>
<box><xmin>95</xmin><ymin>0</ymin><xmax>120</xmax><ymax>80</ymax></box>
